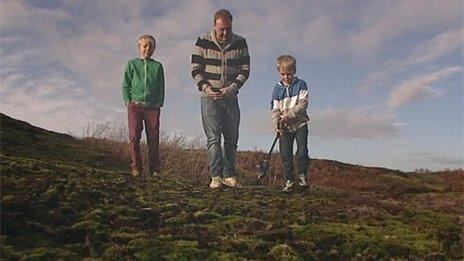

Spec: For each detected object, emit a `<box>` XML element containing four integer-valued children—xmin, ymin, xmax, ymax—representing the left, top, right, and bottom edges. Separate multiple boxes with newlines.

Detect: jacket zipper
<box><xmin>144</xmin><ymin>59</ymin><xmax>147</xmax><ymax>101</ymax></box>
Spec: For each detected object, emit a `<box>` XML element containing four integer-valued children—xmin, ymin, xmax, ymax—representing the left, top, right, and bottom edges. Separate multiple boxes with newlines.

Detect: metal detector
<box><xmin>256</xmin><ymin>133</ymin><xmax>280</xmax><ymax>180</ymax></box>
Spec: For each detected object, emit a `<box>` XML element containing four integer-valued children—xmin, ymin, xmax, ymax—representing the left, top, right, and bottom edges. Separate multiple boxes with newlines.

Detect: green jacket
<box><xmin>122</xmin><ymin>58</ymin><xmax>164</xmax><ymax>107</ymax></box>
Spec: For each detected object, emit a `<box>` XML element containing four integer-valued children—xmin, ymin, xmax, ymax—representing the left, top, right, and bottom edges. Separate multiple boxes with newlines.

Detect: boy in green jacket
<box><xmin>122</xmin><ymin>34</ymin><xmax>164</xmax><ymax>177</ymax></box>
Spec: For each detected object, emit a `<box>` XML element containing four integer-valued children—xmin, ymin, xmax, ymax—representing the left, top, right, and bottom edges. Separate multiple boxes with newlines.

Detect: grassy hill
<box><xmin>1</xmin><ymin>113</ymin><xmax>463</xmax><ymax>259</ymax></box>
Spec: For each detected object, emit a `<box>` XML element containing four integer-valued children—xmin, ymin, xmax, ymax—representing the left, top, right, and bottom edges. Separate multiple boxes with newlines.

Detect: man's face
<box><xmin>279</xmin><ymin>69</ymin><xmax>295</xmax><ymax>85</ymax></box>
<box><xmin>214</xmin><ymin>18</ymin><xmax>232</xmax><ymax>42</ymax></box>
<box><xmin>138</xmin><ymin>39</ymin><xmax>155</xmax><ymax>59</ymax></box>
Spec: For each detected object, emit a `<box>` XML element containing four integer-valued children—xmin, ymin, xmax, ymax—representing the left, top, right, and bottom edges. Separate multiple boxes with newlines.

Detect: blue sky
<box><xmin>1</xmin><ymin>0</ymin><xmax>463</xmax><ymax>171</ymax></box>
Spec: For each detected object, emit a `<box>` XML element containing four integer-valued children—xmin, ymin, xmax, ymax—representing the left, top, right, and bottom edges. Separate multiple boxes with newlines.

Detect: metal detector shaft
<box><xmin>257</xmin><ymin>133</ymin><xmax>280</xmax><ymax>180</ymax></box>
<box><xmin>267</xmin><ymin>133</ymin><xmax>279</xmax><ymax>158</ymax></box>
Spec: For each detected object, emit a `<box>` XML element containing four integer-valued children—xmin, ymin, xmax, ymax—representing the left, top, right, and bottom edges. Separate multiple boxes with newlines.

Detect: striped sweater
<box><xmin>191</xmin><ymin>29</ymin><xmax>250</xmax><ymax>98</ymax></box>
<box><xmin>271</xmin><ymin>77</ymin><xmax>309</xmax><ymax>132</ymax></box>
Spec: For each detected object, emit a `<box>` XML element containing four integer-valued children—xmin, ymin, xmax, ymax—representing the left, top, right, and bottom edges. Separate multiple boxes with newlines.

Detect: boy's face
<box><xmin>279</xmin><ymin>69</ymin><xmax>295</xmax><ymax>85</ymax></box>
<box><xmin>138</xmin><ymin>39</ymin><xmax>155</xmax><ymax>59</ymax></box>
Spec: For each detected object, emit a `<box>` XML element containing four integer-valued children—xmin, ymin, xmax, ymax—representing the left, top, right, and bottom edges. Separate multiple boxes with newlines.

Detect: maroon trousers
<box><xmin>127</xmin><ymin>102</ymin><xmax>160</xmax><ymax>173</ymax></box>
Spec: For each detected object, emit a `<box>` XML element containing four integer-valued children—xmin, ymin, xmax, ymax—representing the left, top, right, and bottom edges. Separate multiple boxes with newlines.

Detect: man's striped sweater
<box><xmin>191</xmin><ymin>29</ymin><xmax>250</xmax><ymax>98</ymax></box>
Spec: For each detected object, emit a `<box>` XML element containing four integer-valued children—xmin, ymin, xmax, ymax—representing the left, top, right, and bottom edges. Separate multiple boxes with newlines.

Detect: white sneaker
<box><xmin>298</xmin><ymin>174</ymin><xmax>308</xmax><ymax>186</ymax></box>
<box><xmin>222</xmin><ymin>177</ymin><xmax>243</xmax><ymax>188</ymax></box>
<box><xmin>282</xmin><ymin>180</ymin><xmax>294</xmax><ymax>192</ymax></box>
<box><xmin>209</xmin><ymin>177</ymin><xmax>222</xmax><ymax>189</ymax></box>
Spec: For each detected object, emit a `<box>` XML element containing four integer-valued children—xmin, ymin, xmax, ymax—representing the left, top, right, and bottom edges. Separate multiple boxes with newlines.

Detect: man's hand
<box><xmin>204</xmin><ymin>85</ymin><xmax>223</xmax><ymax>99</ymax></box>
<box><xmin>205</xmin><ymin>84</ymin><xmax>237</xmax><ymax>99</ymax></box>
<box><xmin>220</xmin><ymin>85</ymin><xmax>237</xmax><ymax>98</ymax></box>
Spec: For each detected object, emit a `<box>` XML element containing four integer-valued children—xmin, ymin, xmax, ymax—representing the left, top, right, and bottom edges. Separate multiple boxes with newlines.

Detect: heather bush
<box><xmin>78</xmin><ymin>122</ymin><xmax>464</xmax><ymax>193</ymax></box>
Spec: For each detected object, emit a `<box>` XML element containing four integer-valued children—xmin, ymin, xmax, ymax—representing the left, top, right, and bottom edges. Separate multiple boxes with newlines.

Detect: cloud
<box><xmin>0</xmin><ymin>0</ymin><xmax>217</xmax><ymax>134</ymax></box>
<box><xmin>358</xmin><ymin>27</ymin><xmax>464</xmax><ymax>91</ymax></box>
<box><xmin>0</xmin><ymin>73</ymin><xmax>95</xmax><ymax>134</ymax></box>
<box><xmin>0</xmin><ymin>0</ymin><xmax>462</xmax><ymax>155</ymax></box>
<box><xmin>235</xmin><ymin>1</ymin><xmax>340</xmax><ymax>60</ymax></box>
<box><xmin>241</xmin><ymin>109</ymin><xmax>273</xmax><ymax>134</ymax></box>
<box><xmin>406</xmin><ymin>27</ymin><xmax>464</xmax><ymax>66</ymax></box>
<box><xmin>310</xmin><ymin>107</ymin><xmax>403</xmax><ymax>140</ymax></box>
<box><xmin>410</xmin><ymin>152</ymin><xmax>464</xmax><ymax>167</ymax></box>
<box><xmin>350</xmin><ymin>0</ymin><xmax>462</xmax><ymax>56</ymax></box>
<box><xmin>387</xmin><ymin>66</ymin><xmax>463</xmax><ymax>108</ymax></box>
<box><xmin>238</xmin><ymin>1</ymin><xmax>462</xmax><ymax>61</ymax></box>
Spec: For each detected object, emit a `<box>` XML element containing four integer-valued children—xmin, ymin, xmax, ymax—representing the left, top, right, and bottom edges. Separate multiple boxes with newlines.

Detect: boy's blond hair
<box><xmin>138</xmin><ymin>34</ymin><xmax>156</xmax><ymax>48</ymax></box>
<box><xmin>276</xmin><ymin>55</ymin><xmax>296</xmax><ymax>73</ymax></box>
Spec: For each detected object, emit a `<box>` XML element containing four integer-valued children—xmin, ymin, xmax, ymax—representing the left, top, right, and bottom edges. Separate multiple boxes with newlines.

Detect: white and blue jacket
<box><xmin>271</xmin><ymin>77</ymin><xmax>309</xmax><ymax>132</ymax></box>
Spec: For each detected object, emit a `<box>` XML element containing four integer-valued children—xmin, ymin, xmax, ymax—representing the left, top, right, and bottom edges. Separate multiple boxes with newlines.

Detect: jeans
<box><xmin>127</xmin><ymin>102</ymin><xmax>160</xmax><ymax>173</ymax></box>
<box><xmin>279</xmin><ymin>125</ymin><xmax>309</xmax><ymax>181</ymax></box>
<box><xmin>201</xmin><ymin>97</ymin><xmax>240</xmax><ymax>178</ymax></box>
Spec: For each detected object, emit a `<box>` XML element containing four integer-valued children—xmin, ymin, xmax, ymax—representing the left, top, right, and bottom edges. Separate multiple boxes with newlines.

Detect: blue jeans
<box><xmin>201</xmin><ymin>97</ymin><xmax>240</xmax><ymax>178</ymax></box>
<box><xmin>279</xmin><ymin>125</ymin><xmax>309</xmax><ymax>181</ymax></box>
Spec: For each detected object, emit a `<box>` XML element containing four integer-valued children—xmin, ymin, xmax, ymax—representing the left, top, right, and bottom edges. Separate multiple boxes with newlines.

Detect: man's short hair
<box><xmin>276</xmin><ymin>55</ymin><xmax>297</xmax><ymax>73</ymax></box>
<box><xmin>138</xmin><ymin>34</ymin><xmax>156</xmax><ymax>48</ymax></box>
<box><xmin>214</xmin><ymin>9</ymin><xmax>233</xmax><ymax>24</ymax></box>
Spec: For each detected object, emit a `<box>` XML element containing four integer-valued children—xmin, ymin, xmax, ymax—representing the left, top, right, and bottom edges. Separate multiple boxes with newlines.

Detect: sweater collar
<box><xmin>277</xmin><ymin>76</ymin><xmax>298</xmax><ymax>87</ymax></box>
<box><xmin>210</xmin><ymin>28</ymin><xmax>234</xmax><ymax>49</ymax></box>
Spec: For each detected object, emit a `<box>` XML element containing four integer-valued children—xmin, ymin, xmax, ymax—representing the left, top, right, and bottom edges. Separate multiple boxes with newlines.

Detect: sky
<box><xmin>1</xmin><ymin>0</ymin><xmax>463</xmax><ymax>171</ymax></box>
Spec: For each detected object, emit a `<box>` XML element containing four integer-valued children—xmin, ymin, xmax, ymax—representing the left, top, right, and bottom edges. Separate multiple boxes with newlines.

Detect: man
<box><xmin>191</xmin><ymin>9</ymin><xmax>250</xmax><ymax>189</ymax></box>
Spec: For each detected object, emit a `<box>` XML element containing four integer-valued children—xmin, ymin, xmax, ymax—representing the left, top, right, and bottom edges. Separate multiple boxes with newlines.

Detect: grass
<box><xmin>1</xmin><ymin>113</ymin><xmax>463</xmax><ymax>259</ymax></box>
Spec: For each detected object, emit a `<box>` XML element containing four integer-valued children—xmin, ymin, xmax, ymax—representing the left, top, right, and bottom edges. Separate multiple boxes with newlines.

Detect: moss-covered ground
<box><xmin>1</xmin><ymin>113</ymin><xmax>463</xmax><ymax>259</ymax></box>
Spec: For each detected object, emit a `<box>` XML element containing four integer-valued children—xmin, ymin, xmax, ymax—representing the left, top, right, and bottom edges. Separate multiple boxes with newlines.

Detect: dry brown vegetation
<box><xmin>80</xmin><ymin>122</ymin><xmax>464</xmax><ymax>195</ymax></box>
